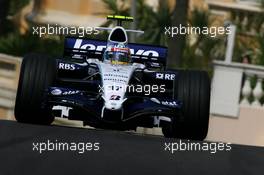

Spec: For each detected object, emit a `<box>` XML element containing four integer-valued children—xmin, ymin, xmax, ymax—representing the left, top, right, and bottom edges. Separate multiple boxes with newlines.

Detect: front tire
<box><xmin>15</xmin><ymin>53</ymin><xmax>56</xmax><ymax>124</ymax></box>
<box><xmin>162</xmin><ymin>70</ymin><xmax>210</xmax><ymax>140</ymax></box>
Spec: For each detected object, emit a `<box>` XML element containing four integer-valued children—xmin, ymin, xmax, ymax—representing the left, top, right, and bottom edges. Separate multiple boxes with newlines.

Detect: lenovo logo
<box><xmin>73</xmin><ymin>39</ymin><xmax>159</xmax><ymax>57</ymax></box>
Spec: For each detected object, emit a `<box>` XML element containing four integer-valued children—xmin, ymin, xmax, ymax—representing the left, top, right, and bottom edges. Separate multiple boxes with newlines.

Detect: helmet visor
<box><xmin>105</xmin><ymin>47</ymin><xmax>130</xmax><ymax>65</ymax></box>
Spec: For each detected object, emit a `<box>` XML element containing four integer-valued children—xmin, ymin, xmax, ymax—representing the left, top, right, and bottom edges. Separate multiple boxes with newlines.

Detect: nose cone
<box><xmin>105</xmin><ymin>100</ymin><xmax>123</xmax><ymax>110</ymax></box>
<box><xmin>103</xmin><ymin>83</ymin><xmax>127</xmax><ymax>111</ymax></box>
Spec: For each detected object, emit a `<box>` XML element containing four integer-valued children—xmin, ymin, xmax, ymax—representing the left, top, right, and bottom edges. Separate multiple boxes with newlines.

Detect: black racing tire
<box><xmin>15</xmin><ymin>53</ymin><xmax>56</xmax><ymax>125</ymax></box>
<box><xmin>162</xmin><ymin>70</ymin><xmax>210</xmax><ymax>140</ymax></box>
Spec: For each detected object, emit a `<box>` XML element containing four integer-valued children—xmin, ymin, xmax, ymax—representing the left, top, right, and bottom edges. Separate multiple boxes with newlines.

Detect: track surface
<box><xmin>0</xmin><ymin>120</ymin><xmax>263</xmax><ymax>175</ymax></box>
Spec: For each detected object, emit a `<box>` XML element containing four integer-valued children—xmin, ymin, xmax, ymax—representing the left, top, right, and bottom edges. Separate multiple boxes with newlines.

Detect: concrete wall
<box><xmin>0</xmin><ymin>108</ymin><xmax>7</xmax><ymax>119</ymax></box>
<box><xmin>207</xmin><ymin>107</ymin><xmax>264</xmax><ymax>146</ymax></box>
<box><xmin>0</xmin><ymin>54</ymin><xmax>21</xmax><ymax>121</ymax></box>
<box><xmin>44</xmin><ymin>0</ymin><xmax>106</xmax><ymax>15</ymax></box>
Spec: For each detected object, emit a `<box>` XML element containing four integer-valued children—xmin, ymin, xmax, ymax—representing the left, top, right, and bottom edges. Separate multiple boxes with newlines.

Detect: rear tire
<box><xmin>162</xmin><ymin>70</ymin><xmax>210</xmax><ymax>140</ymax></box>
<box><xmin>15</xmin><ymin>53</ymin><xmax>56</xmax><ymax>124</ymax></box>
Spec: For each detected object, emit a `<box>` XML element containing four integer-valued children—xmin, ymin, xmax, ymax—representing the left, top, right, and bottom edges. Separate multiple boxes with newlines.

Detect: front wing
<box><xmin>46</xmin><ymin>86</ymin><xmax>182</xmax><ymax>124</ymax></box>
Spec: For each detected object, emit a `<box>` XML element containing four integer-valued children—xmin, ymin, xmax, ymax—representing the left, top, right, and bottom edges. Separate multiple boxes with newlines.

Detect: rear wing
<box><xmin>63</xmin><ymin>37</ymin><xmax>167</xmax><ymax>68</ymax></box>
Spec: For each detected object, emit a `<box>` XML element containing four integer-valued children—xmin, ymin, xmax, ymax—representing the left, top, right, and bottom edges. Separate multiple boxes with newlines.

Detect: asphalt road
<box><xmin>0</xmin><ymin>120</ymin><xmax>263</xmax><ymax>175</ymax></box>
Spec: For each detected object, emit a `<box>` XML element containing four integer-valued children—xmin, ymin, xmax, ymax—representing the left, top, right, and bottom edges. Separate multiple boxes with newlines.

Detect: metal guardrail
<box><xmin>0</xmin><ymin>53</ymin><xmax>21</xmax><ymax>119</ymax></box>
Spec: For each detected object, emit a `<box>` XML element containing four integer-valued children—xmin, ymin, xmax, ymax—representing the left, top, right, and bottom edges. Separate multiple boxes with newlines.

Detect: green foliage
<box><xmin>101</xmin><ymin>0</ymin><xmax>172</xmax><ymax>46</ymax></box>
<box><xmin>189</xmin><ymin>8</ymin><xmax>209</xmax><ymax>31</ymax></box>
<box><xmin>258</xmin><ymin>1</ymin><xmax>264</xmax><ymax>65</ymax></box>
<box><xmin>182</xmin><ymin>8</ymin><xmax>222</xmax><ymax>71</ymax></box>
<box><xmin>0</xmin><ymin>0</ymin><xmax>224</xmax><ymax>72</ymax></box>
<box><xmin>100</xmin><ymin>0</ymin><xmax>223</xmax><ymax>70</ymax></box>
<box><xmin>136</xmin><ymin>0</ymin><xmax>172</xmax><ymax>45</ymax></box>
<box><xmin>0</xmin><ymin>32</ymin><xmax>63</xmax><ymax>57</ymax></box>
<box><xmin>100</xmin><ymin>0</ymin><xmax>130</xmax><ymax>27</ymax></box>
<box><xmin>257</xmin><ymin>34</ymin><xmax>264</xmax><ymax>65</ymax></box>
<box><xmin>262</xmin><ymin>0</ymin><xmax>264</xmax><ymax>7</ymax></box>
<box><xmin>102</xmin><ymin>0</ymin><xmax>129</xmax><ymax>15</ymax></box>
<box><xmin>230</xmin><ymin>0</ymin><xmax>264</xmax><ymax>64</ymax></box>
<box><xmin>8</xmin><ymin>0</ymin><xmax>30</xmax><ymax>15</ymax></box>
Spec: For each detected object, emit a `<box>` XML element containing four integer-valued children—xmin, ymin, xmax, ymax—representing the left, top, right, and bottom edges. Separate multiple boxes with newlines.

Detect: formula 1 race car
<box><xmin>15</xmin><ymin>15</ymin><xmax>210</xmax><ymax>140</ymax></box>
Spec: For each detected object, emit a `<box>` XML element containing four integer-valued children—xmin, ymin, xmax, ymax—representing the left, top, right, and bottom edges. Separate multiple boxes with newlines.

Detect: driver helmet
<box><xmin>103</xmin><ymin>42</ymin><xmax>131</xmax><ymax>65</ymax></box>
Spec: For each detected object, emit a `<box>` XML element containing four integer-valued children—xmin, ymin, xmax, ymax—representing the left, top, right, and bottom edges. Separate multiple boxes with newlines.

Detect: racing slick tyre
<box><xmin>15</xmin><ymin>53</ymin><xmax>56</xmax><ymax>125</ymax></box>
<box><xmin>162</xmin><ymin>70</ymin><xmax>210</xmax><ymax>140</ymax></box>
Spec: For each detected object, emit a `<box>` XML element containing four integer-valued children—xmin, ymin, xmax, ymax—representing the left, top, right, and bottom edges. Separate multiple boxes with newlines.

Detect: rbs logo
<box><xmin>59</xmin><ymin>63</ymin><xmax>75</xmax><ymax>70</ymax></box>
<box><xmin>156</xmin><ymin>73</ymin><xmax>175</xmax><ymax>80</ymax></box>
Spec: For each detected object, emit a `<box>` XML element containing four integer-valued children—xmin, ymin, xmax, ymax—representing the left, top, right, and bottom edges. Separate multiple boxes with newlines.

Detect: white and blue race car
<box><xmin>15</xmin><ymin>15</ymin><xmax>210</xmax><ymax>140</ymax></box>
